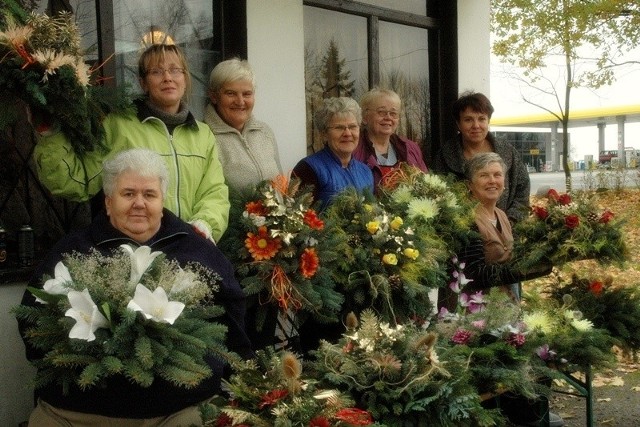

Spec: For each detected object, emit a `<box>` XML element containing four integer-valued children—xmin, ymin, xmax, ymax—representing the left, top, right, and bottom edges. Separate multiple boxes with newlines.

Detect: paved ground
<box><xmin>548</xmin><ymin>357</ymin><xmax>640</xmax><ymax>426</ymax></box>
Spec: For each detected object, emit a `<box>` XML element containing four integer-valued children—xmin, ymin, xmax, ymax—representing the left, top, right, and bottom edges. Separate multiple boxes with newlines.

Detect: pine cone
<box><xmin>388</xmin><ymin>274</ymin><xmax>402</xmax><ymax>289</ymax></box>
<box><xmin>586</xmin><ymin>212</ymin><xmax>599</xmax><ymax>223</ymax></box>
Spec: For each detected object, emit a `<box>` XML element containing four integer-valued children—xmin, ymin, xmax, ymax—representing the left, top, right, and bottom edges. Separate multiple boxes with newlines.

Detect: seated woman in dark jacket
<box><xmin>19</xmin><ymin>148</ymin><xmax>252</xmax><ymax>426</ymax></box>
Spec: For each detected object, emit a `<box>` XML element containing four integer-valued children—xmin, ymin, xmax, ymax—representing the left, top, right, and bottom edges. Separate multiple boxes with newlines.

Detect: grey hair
<box><xmin>314</xmin><ymin>97</ymin><xmax>362</xmax><ymax>132</ymax></box>
<box><xmin>463</xmin><ymin>152</ymin><xmax>506</xmax><ymax>181</ymax></box>
<box><xmin>359</xmin><ymin>87</ymin><xmax>401</xmax><ymax>111</ymax></box>
<box><xmin>208</xmin><ymin>58</ymin><xmax>256</xmax><ymax>93</ymax></box>
<box><xmin>102</xmin><ymin>148</ymin><xmax>169</xmax><ymax>197</ymax></box>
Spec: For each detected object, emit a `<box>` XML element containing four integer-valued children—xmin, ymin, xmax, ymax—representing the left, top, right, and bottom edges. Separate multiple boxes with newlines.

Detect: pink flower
<box><xmin>506</xmin><ymin>332</ymin><xmax>526</xmax><ymax>348</ymax></box>
<box><xmin>459</xmin><ymin>292</ymin><xmax>486</xmax><ymax>314</ymax></box>
<box><xmin>451</xmin><ymin>328</ymin><xmax>473</xmax><ymax>344</ymax></box>
<box><xmin>471</xmin><ymin>319</ymin><xmax>486</xmax><ymax>330</ymax></box>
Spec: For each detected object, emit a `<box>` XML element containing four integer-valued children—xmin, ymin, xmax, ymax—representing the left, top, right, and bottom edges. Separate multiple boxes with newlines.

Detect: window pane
<box><xmin>358</xmin><ymin>0</ymin><xmax>426</xmax><ymax>15</ymax></box>
<box><xmin>112</xmin><ymin>0</ymin><xmax>219</xmax><ymax>118</ymax></box>
<box><xmin>379</xmin><ymin>21</ymin><xmax>430</xmax><ymax>147</ymax></box>
<box><xmin>303</xmin><ymin>6</ymin><xmax>368</xmax><ymax>153</ymax></box>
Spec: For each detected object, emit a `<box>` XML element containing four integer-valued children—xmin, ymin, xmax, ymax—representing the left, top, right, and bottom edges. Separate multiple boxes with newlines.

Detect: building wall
<box><xmin>246</xmin><ymin>0</ymin><xmax>307</xmax><ymax>174</ymax></box>
<box><xmin>0</xmin><ymin>1</ymin><xmax>492</xmax><ymax>425</ymax></box>
<box><xmin>458</xmin><ymin>0</ymin><xmax>491</xmax><ymax>95</ymax></box>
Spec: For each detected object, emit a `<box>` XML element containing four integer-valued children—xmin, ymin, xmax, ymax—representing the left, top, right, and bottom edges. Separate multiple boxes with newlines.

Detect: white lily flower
<box><xmin>38</xmin><ymin>262</ymin><xmax>73</xmax><ymax>303</ymax></box>
<box><xmin>65</xmin><ymin>289</ymin><xmax>109</xmax><ymax>342</ymax></box>
<box><xmin>120</xmin><ymin>244</ymin><xmax>163</xmax><ymax>284</ymax></box>
<box><xmin>127</xmin><ymin>284</ymin><xmax>185</xmax><ymax>324</ymax></box>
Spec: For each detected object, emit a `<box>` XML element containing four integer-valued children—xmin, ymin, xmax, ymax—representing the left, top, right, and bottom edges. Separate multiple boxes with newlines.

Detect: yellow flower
<box><xmin>390</xmin><ymin>216</ymin><xmax>404</xmax><ymax>230</ymax></box>
<box><xmin>382</xmin><ymin>253</ymin><xmax>398</xmax><ymax>265</ymax></box>
<box><xmin>366</xmin><ymin>221</ymin><xmax>380</xmax><ymax>234</ymax></box>
<box><xmin>363</xmin><ymin>204</ymin><xmax>373</xmax><ymax>212</ymax></box>
<box><xmin>403</xmin><ymin>248</ymin><xmax>419</xmax><ymax>260</ymax></box>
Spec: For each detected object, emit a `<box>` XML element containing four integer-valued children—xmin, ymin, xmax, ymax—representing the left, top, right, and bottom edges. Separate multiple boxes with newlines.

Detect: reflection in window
<box><xmin>379</xmin><ymin>21</ymin><xmax>430</xmax><ymax>151</ymax></box>
<box><xmin>304</xmin><ymin>7</ymin><xmax>368</xmax><ymax>153</ymax></box>
<box><xmin>112</xmin><ymin>0</ymin><xmax>219</xmax><ymax>118</ymax></box>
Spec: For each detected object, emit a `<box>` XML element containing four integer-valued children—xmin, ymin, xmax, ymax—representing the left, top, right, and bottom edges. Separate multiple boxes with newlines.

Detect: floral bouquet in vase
<box><xmin>201</xmin><ymin>348</ymin><xmax>376</xmax><ymax>426</ymax></box>
<box><xmin>513</xmin><ymin>189</ymin><xmax>627</xmax><ymax>270</ymax></box>
<box><xmin>14</xmin><ymin>244</ymin><xmax>229</xmax><ymax>392</ymax></box>
<box><xmin>218</xmin><ymin>176</ymin><xmax>345</xmax><ymax>344</ymax></box>
<box><xmin>0</xmin><ymin>9</ymin><xmax>132</xmax><ymax>155</ymax></box>
<box><xmin>323</xmin><ymin>188</ymin><xmax>448</xmax><ymax>325</ymax></box>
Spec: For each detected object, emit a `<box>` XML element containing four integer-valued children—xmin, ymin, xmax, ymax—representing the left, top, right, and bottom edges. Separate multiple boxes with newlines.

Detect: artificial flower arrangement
<box><xmin>218</xmin><ymin>176</ymin><xmax>345</xmax><ymax>337</ymax></box>
<box><xmin>309</xmin><ymin>309</ymin><xmax>503</xmax><ymax>426</ymax></box>
<box><xmin>200</xmin><ymin>348</ymin><xmax>376</xmax><ymax>426</ymax></box>
<box><xmin>322</xmin><ymin>188</ymin><xmax>447</xmax><ymax>324</ymax></box>
<box><xmin>0</xmin><ymin>7</ymin><xmax>133</xmax><ymax>155</ymax></box>
<box><xmin>13</xmin><ymin>244</ymin><xmax>229</xmax><ymax>392</ymax></box>
<box><xmin>435</xmin><ymin>260</ymin><xmax>543</xmax><ymax>399</ymax></box>
<box><xmin>513</xmin><ymin>189</ymin><xmax>627</xmax><ymax>270</ymax></box>
<box><xmin>378</xmin><ymin>164</ymin><xmax>477</xmax><ymax>256</ymax></box>
<box><xmin>546</xmin><ymin>274</ymin><xmax>640</xmax><ymax>356</ymax></box>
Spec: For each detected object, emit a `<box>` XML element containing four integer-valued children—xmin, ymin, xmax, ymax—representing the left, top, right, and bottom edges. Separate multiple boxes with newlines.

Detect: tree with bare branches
<box><xmin>492</xmin><ymin>0</ymin><xmax>640</xmax><ymax>191</ymax></box>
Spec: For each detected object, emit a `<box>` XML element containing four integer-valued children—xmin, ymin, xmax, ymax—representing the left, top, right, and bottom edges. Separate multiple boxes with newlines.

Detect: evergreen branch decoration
<box><xmin>13</xmin><ymin>245</ymin><xmax>230</xmax><ymax>392</ymax></box>
<box><xmin>0</xmin><ymin>11</ymin><xmax>134</xmax><ymax>156</ymax></box>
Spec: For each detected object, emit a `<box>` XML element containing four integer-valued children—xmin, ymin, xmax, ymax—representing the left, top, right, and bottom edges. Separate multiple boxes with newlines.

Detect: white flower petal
<box><xmin>65</xmin><ymin>289</ymin><xmax>108</xmax><ymax>341</ymax></box>
<box><xmin>127</xmin><ymin>284</ymin><xmax>185</xmax><ymax>324</ymax></box>
<box><xmin>121</xmin><ymin>244</ymin><xmax>162</xmax><ymax>284</ymax></box>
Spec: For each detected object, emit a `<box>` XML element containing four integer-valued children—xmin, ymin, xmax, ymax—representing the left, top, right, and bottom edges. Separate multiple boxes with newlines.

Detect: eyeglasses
<box><xmin>370</xmin><ymin>109</ymin><xmax>399</xmax><ymax>119</ymax></box>
<box><xmin>146</xmin><ymin>67</ymin><xmax>185</xmax><ymax>78</ymax></box>
<box><xmin>327</xmin><ymin>124</ymin><xmax>359</xmax><ymax>133</ymax></box>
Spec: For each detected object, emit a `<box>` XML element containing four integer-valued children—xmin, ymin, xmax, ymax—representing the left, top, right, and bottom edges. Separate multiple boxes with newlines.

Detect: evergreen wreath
<box><xmin>547</xmin><ymin>274</ymin><xmax>640</xmax><ymax>355</ymax></box>
<box><xmin>201</xmin><ymin>348</ymin><xmax>374</xmax><ymax>426</ymax></box>
<box><xmin>13</xmin><ymin>244</ymin><xmax>229</xmax><ymax>392</ymax></box>
<box><xmin>310</xmin><ymin>309</ymin><xmax>503</xmax><ymax>427</ymax></box>
<box><xmin>513</xmin><ymin>188</ymin><xmax>627</xmax><ymax>270</ymax></box>
<box><xmin>0</xmin><ymin>9</ymin><xmax>134</xmax><ymax>156</ymax></box>
<box><xmin>322</xmin><ymin>188</ymin><xmax>447</xmax><ymax>324</ymax></box>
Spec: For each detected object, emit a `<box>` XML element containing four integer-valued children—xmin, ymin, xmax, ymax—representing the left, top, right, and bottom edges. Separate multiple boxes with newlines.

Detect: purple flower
<box><xmin>459</xmin><ymin>292</ymin><xmax>486</xmax><ymax>313</ymax></box>
<box><xmin>536</xmin><ymin>344</ymin><xmax>557</xmax><ymax>361</ymax></box>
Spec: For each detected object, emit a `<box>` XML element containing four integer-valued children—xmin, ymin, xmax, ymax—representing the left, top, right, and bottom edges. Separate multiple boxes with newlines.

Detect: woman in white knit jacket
<box><xmin>205</xmin><ymin>58</ymin><xmax>282</xmax><ymax>192</ymax></box>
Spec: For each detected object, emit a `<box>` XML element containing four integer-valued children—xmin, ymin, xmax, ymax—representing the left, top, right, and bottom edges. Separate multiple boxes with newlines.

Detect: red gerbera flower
<box><xmin>245</xmin><ymin>200</ymin><xmax>268</xmax><ymax>216</ymax></box>
<box><xmin>258</xmin><ymin>388</ymin><xmax>289</xmax><ymax>409</ymax></box>
<box><xmin>533</xmin><ymin>206</ymin><xmax>549</xmax><ymax>220</ymax></box>
<box><xmin>589</xmin><ymin>280</ymin><xmax>604</xmax><ymax>295</ymax></box>
<box><xmin>558</xmin><ymin>193</ymin><xmax>572</xmax><ymax>205</ymax></box>
<box><xmin>214</xmin><ymin>413</ymin><xmax>233</xmax><ymax>427</ymax></box>
<box><xmin>300</xmin><ymin>247</ymin><xmax>320</xmax><ymax>278</ymax></box>
<box><xmin>564</xmin><ymin>214</ymin><xmax>580</xmax><ymax>229</ymax></box>
<box><xmin>334</xmin><ymin>408</ymin><xmax>373</xmax><ymax>425</ymax></box>
<box><xmin>304</xmin><ymin>209</ymin><xmax>325</xmax><ymax>230</ymax></box>
<box><xmin>547</xmin><ymin>189</ymin><xmax>560</xmax><ymax>201</ymax></box>
<box><xmin>245</xmin><ymin>226</ymin><xmax>282</xmax><ymax>260</ymax></box>
<box><xmin>599</xmin><ymin>210</ymin><xmax>614</xmax><ymax>224</ymax></box>
<box><xmin>309</xmin><ymin>416</ymin><xmax>331</xmax><ymax>427</ymax></box>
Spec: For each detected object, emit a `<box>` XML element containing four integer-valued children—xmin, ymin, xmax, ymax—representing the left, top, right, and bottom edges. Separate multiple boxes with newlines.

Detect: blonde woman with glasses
<box><xmin>353</xmin><ymin>88</ymin><xmax>428</xmax><ymax>192</ymax></box>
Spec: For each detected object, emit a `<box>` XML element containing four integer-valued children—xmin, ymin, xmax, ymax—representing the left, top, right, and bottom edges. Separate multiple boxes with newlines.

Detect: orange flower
<box><xmin>303</xmin><ymin>209</ymin><xmax>324</xmax><ymax>230</ymax></box>
<box><xmin>245</xmin><ymin>200</ymin><xmax>267</xmax><ymax>216</ymax></box>
<box><xmin>589</xmin><ymin>280</ymin><xmax>604</xmax><ymax>295</ymax></box>
<box><xmin>245</xmin><ymin>226</ymin><xmax>281</xmax><ymax>260</ymax></box>
<box><xmin>300</xmin><ymin>247</ymin><xmax>320</xmax><ymax>278</ymax></box>
<box><xmin>258</xmin><ymin>388</ymin><xmax>289</xmax><ymax>409</ymax></box>
<box><xmin>334</xmin><ymin>408</ymin><xmax>373</xmax><ymax>425</ymax></box>
<box><xmin>271</xmin><ymin>175</ymin><xmax>290</xmax><ymax>195</ymax></box>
